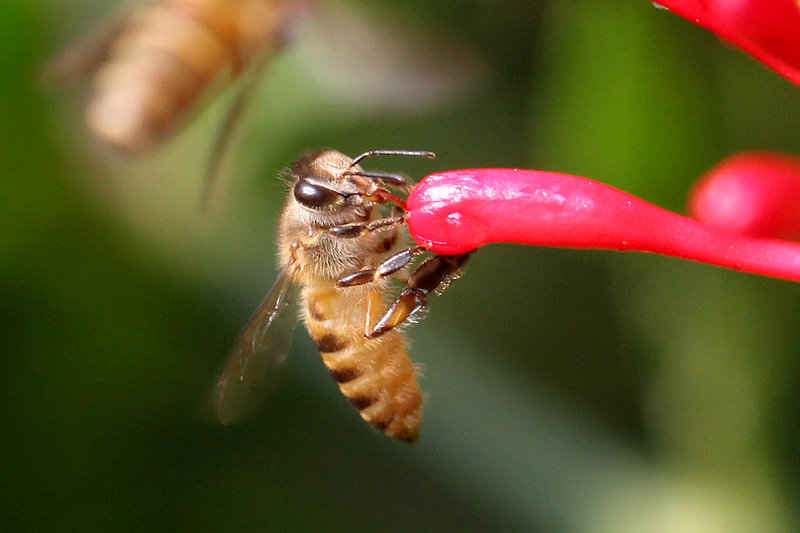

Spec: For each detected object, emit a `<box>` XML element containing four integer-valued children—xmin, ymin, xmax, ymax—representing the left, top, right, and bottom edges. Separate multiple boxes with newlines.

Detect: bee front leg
<box><xmin>365</xmin><ymin>253</ymin><xmax>471</xmax><ymax>338</ymax></box>
<box><xmin>327</xmin><ymin>216</ymin><xmax>404</xmax><ymax>239</ymax></box>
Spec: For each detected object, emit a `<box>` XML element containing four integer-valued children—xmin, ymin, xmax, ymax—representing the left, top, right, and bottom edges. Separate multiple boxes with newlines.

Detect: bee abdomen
<box><xmin>317</xmin><ymin>331</ymin><xmax>423</xmax><ymax>443</ymax></box>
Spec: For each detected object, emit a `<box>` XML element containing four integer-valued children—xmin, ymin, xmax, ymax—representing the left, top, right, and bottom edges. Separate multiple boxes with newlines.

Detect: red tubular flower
<box><xmin>689</xmin><ymin>152</ymin><xmax>800</xmax><ymax>240</ymax></box>
<box><xmin>406</xmin><ymin>168</ymin><xmax>800</xmax><ymax>283</ymax></box>
<box><xmin>656</xmin><ymin>0</ymin><xmax>800</xmax><ymax>86</ymax></box>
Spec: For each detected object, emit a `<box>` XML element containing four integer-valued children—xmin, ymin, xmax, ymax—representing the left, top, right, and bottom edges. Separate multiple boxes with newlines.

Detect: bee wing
<box><xmin>46</xmin><ymin>8</ymin><xmax>131</xmax><ymax>83</ymax></box>
<box><xmin>213</xmin><ymin>263</ymin><xmax>301</xmax><ymax>424</ymax></box>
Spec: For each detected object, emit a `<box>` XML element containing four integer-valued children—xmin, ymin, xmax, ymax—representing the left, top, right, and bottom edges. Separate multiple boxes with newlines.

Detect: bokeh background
<box><xmin>4</xmin><ymin>0</ymin><xmax>800</xmax><ymax>531</ymax></box>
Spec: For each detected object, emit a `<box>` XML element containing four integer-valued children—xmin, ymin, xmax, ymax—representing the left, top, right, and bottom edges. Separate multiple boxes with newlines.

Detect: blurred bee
<box><xmin>213</xmin><ymin>149</ymin><xmax>470</xmax><ymax>442</ymax></box>
<box><xmin>53</xmin><ymin>0</ymin><xmax>311</xmax><ymax>170</ymax></box>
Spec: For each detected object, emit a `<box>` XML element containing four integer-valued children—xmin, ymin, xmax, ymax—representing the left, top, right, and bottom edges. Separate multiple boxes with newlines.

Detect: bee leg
<box><xmin>337</xmin><ymin>246</ymin><xmax>427</xmax><ymax>287</ymax></box>
<box><xmin>367</xmin><ymin>253</ymin><xmax>471</xmax><ymax>338</ymax></box>
<box><xmin>364</xmin><ymin>288</ymin><xmax>385</xmax><ymax>338</ymax></box>
<box><xmin>328</xmin><ymin>216</ymin><xmax>404</xmax><ymax>239</ymax></box>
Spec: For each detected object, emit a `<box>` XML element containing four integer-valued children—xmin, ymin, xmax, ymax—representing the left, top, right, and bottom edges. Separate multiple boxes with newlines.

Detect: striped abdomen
<box><xmin>303</xmin><ymin>283</ymin><xmax>423</xmax><ymax>442</ymax></box>
<box><xmin>87</xmin><ymin>0</ymin><xmax>295</xmax><ymax>151</ymax></box>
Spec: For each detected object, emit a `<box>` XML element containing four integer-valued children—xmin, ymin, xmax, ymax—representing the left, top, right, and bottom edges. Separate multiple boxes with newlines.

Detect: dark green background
<box><xmin>4</xmin><ymin>1</ymin><xmax>800</xmax><ymax>531</ymax></box>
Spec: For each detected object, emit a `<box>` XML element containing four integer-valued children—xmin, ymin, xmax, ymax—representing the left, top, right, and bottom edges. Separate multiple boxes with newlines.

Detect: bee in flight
<box><xmin>213</xmin><ymin>149</ymin><xmax>470</xmax><ymax>442</ymax></box>
<box><xmin>54</xmin><ymin>0</ymin><xmax>311</xmax><ymax>153</ymax></box>
<box><xmin>53</xmin><ymin>0</ymin><xmax>311</xmax><ymax>208</ymax></box>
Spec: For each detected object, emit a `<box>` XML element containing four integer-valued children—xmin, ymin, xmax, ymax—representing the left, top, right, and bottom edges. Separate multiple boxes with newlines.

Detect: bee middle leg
<box><xmin>337</xmin><ymin>246</ymin><xmax>427</xmax><ymax>287</ymax></box>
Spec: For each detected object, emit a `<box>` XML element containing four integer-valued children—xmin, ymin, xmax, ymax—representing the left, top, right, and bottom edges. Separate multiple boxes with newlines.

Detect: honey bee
<box><xmin>213</xmin><ymin>149</ymin><xmax>470</xmax><ymax>442</ymax></box>
<box><xmin>55</xmin><ymin>0</ymin><xmax>311</xmax><ymax>153</ymax></box>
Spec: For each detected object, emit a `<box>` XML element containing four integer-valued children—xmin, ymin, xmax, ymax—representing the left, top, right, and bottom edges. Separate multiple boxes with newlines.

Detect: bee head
<box><xmin>285</xmin><ymin>149</ymin><xmax>434</xmax><ymax>223</ymax></box>
<box><xmin>288</xmin><ymin>150</ymin><xmax>376</xmax><ymax>212</ymax></box>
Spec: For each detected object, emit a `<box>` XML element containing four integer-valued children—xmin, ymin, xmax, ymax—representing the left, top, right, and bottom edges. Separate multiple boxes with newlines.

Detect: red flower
<box><xmin>406</xmin><ymin>168</ymin><xmax>800</xmax><ymax>283</ymax></box>
<box><xmin>689</xmin><ymin>152</ymin><xmax>800</xmax><ymax>240</ymax></box>
<box><xmin>657</xmin><ymin>0</ymin><xmax>800</xmax><ymax>86</ymax></box>
<box><xmin>403</xmin><ymin>4</ymin><xmax>800</xmax><ymax>282</ymax></box>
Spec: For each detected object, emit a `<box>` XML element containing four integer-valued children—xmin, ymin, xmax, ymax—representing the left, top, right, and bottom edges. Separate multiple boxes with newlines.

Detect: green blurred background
<box><xmin>4</xmin><ymin>1</ymin><xmax>800</xmax><ymax>531</ymax></box>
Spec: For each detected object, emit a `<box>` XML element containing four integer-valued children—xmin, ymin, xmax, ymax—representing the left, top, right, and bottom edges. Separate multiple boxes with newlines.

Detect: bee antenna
<box><xmin>341</xmin><ymin>170</ymin><xmax>409</xmax><ymax>187</ymax></box>
<box><xmin>349</xmin><ymin>150</ymin><xmax>436</xmax><ymax>169</ymax></box>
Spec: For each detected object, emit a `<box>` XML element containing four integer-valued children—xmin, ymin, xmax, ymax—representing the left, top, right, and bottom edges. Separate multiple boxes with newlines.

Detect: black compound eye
<box><xmin>294</xmin><ymin>179</ymin><xmax>342</xmax><ymax>209</ymax></box>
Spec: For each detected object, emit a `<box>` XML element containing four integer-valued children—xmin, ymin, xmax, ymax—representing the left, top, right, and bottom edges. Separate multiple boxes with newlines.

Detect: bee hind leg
<box><xmin>364</xmin><ymin>253</ymin><xmax>471</xmax><ymax>338</ymax></box>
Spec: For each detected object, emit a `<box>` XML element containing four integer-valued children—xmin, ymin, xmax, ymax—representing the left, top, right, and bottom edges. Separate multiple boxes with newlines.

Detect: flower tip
<box><xmin>689</xmin><ymin>152</ymin><xmax>800</xmax><ymax>240</ymax></box>
<box><xmin>657</xmin><ymin>0</ymin><xmax>800</xmax><ymax>87</ymax></box>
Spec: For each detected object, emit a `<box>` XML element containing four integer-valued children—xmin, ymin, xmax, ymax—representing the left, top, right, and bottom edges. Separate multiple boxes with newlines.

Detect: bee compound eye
<box><xmin>294</xmin><ymin>179</ymin><xmax>342</xmax><ymax>209</ymax></box>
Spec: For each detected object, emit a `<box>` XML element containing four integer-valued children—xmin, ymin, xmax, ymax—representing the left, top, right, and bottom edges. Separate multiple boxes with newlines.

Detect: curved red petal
<box><xmin>657</xmin><ymin>0</ymin><xmax>800</xmax><ymax>86</ymax></box>
<box><xmin>407</xmin><ymin>168</ymin><xmax>800</xmax><ymax>282</ymax></box>
<box><xmin>689</xmin><ymin>152</ymin><xmax>800</xmax><ymax>240</ymax></box>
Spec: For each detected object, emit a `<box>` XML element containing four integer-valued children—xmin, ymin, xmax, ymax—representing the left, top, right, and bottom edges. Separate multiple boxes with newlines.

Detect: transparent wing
<box><xmin>46</xmin><ymin>9</ymin><xmax>129</xmax><ymax>83</ymax></box>
<box><xmin>213</xmin><ymin>263</ymin><xmax>300</xmax><ymax>424</ymax></box>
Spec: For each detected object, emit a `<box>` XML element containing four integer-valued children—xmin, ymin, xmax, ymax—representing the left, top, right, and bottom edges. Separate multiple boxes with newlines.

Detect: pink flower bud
<box><xmin>689</xmin><ymin>152</ymin><xmax>800</xmax><ymax>240</ymax></box>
